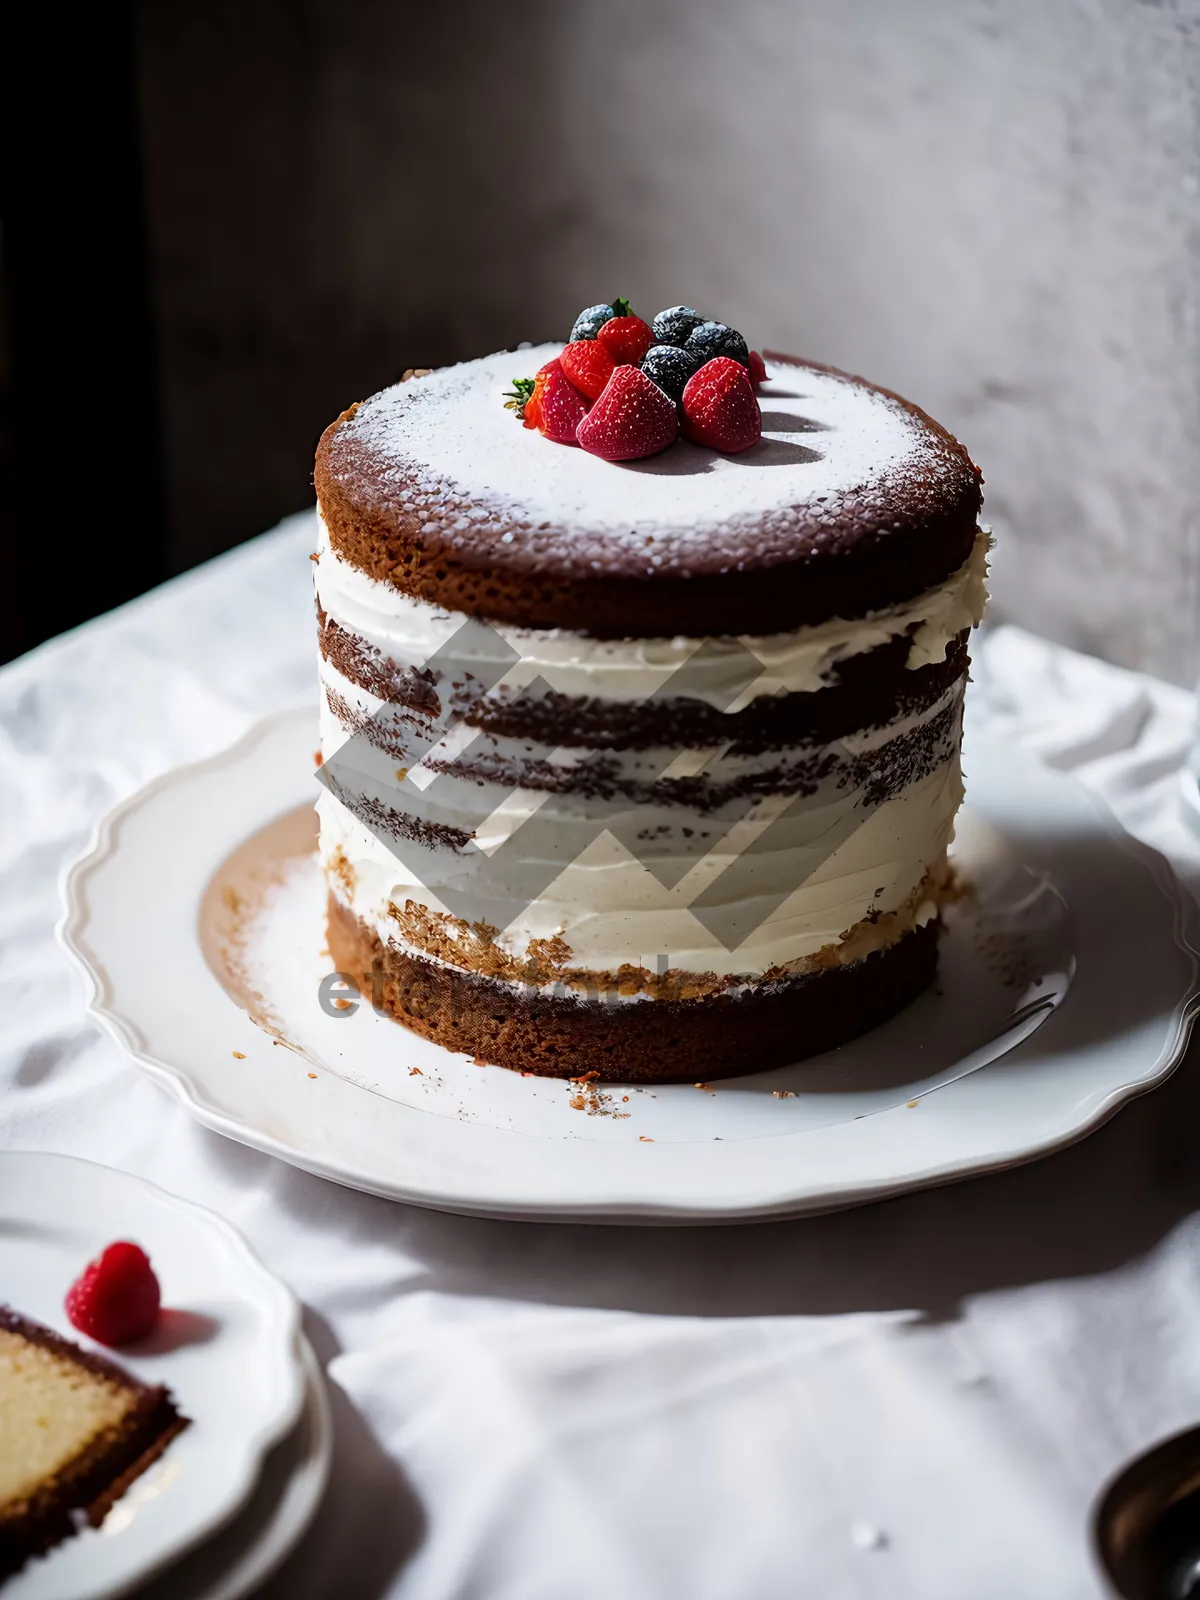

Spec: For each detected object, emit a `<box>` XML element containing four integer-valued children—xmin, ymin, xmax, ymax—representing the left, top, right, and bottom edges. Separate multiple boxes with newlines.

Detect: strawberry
<box><xmin>596</xmin><ymin>314</ymin><xmax>654</xmax><ymax>367</ymax></box>
<box><xmin>65</xmin><ymin>1241</ymin><xmax>161</xmax><ymax>1346</ymax></box>
<box><xmin>560</xmin><ymin>339</ymin><xmax>615</xmax><ymax>400</ymax></box>
<box><xmin>577</xmin><ymin>365</ymin><xmax>679</xmax><ymax>461</ymax></box>
<box><xmin>503</xmin><ymin>376</ymin><xmax>540</xmax><ymax>429</ymax></box>
<box><xmin>681</xmin><ymin>357</ymin><xmax>762</xmax><ymax>453</ymax></box>
<box><xmin>747</xmin><ymin>349</ymin><xmax>768</xmax><ymax>387</ymax></box>
<box><xmin>531</xmin><ymin>359</ymin><xmax>588</xmax><ymax>445</ymax></box>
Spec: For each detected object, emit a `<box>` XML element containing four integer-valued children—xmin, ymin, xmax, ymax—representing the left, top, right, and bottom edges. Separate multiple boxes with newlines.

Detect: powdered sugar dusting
<box><xmin>337</xmin><ymin>344</ymin><xmax>934</xmax><ymax>538</ymax></box>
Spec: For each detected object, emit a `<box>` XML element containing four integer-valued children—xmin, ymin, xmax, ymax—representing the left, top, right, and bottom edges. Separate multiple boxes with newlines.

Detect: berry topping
<box><xmin>681</xmin><ymin>357</ymin><xmax>762</xmax><ymax>453</ymax></box>
<box><xmin>596</xmin><ymin>314</ymin><xmax>655</xmax><ymax>367</ymax></box>
<box><xmin>684</xmin><ymin>321</ymin><xmax>751</xmax><ymax>370</ymax></box>
<box><xmin>65</xmin><ymin>1241</ymin><xmax>162</xmax><ymax>1346</ymax></box>
<box><xmin>640</xmin><ymin>343</ymin><xmax>701</xmax><ymax>404</ymax></box>
<box><xmin>577</xmin><ymin>365</ymin><xmax>680</xmax><ymax>461</ymax></box>
<box><xmin>531</xmin><ymin>359</ymin><xmax>589</xmax><ymax>445</ymax></box>
<box><xmin>652</xmin><ymin>305</ymin><xmax>704</xmax><ymax>346</ymax></box>
<box><xmin>568</xmin><ymin>296</ymin><xmax>633</xmax><ymax>343</ymax></box>
<box><xmin>569</xmin><ymin>303</ymin><xmax>615</xmax><ymax>343</ymax></box>
<box><xmin>560</xmin><ymin>338</ymin><xmax>616</xmax><ymax>400</ymax></box>
<box><xmin>748</xmin><ymin>349</ymin><xmax>769</xmax><ymax>387</ymax></box>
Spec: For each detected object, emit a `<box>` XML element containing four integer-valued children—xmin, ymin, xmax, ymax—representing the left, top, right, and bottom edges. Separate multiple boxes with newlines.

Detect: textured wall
<box><xmin>140</xmin><ymin>0</ymin><xmax>1200</xmax><ymax>680</ymax></box>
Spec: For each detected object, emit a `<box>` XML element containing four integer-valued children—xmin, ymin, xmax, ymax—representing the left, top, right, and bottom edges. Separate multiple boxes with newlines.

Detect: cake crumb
<box><xmin>567</xmin><ymin>1075</ymin><xmax>630</xmax><ymax>1117</ymax></box>
<box><xmin>639</xmin><ymin>1135</ymin><xmax>654</xmax><ymax>1142</ymax></box>
<box><xmin>309</xmin><ymin>551</ymin><xmax>320</xmax><ymax>562</ymax></box>
<box><xmin>231</xmin><ymin>1051</ymin><xmax>246</xmax><ymax>1059</ymax></box>
<box><xmin>693</xmin><ymin>1082</ymin><xmax>713</xmax><ymax>1092</ymax></box>
<box><xmin>395</xmin><ymin>767</ymin><xmax>408</xmax><ymax>783</ymax></box>
<box><xmin>314</xmin><ymin>750</ymin><xmax>324</xmax><ymax>767</ymax></box>
<box><xmin>772</xmin><ymin>1089</ymin><xmax>796</xmax><ymax>1099</ymax></box>
<box><xmin>308</xmin><ymin>1072</ymin><xmax>317</xmax><ymax>1079</ymax></box>
<box><xmin>333</xmin><ymin>998</ymin><xmax>353</xmax><ymax>1011</ymax></box>
<box><xmin>472</xmin><ymin>1056</ymin><xmax>489</xmax><ymax>1066</ymax></box>
<box><xmin>409</xmin><ymin>1067</ymin><xmax>423</xmax><ymax>1076</ymax></box>
<box><xmin>906</xmin><ymin>1098</ymin><xmax>919</xmax><ymax>1108</ymax></box>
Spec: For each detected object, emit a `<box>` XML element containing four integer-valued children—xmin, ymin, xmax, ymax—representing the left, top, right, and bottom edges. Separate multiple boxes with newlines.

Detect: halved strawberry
<box><xmin>681</xmin><ymin>357</ymin><xmax>761</xmax><ymax>453</ymax></box>
<box><xmin>577</xmin><ymin>365</ymin><xmax>679</xmax><ymax>461</ymax></box>
<box><xmin>596</xmin><ymin>314</ymin><xmax>654</xmax><ymax>367</ymax></box>
<box><xmin>560</xmin><ymin>339</ymin><xmax>616</xmax><ymax>400</ymax></box>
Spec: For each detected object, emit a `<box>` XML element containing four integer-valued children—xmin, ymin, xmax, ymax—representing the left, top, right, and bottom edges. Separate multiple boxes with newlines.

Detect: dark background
<box><xmin>3</xmin><ymin>1</ymin><xmax>1197</xmax><ymax>677</ymax></box>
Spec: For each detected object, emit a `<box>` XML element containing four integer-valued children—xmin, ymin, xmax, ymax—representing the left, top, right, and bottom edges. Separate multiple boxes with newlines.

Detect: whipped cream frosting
<box><xmin>317</xmin><ymin>736</ymin><xmax>961</xmax><ymax>984</ymax></box>
<box><xmin>317</xmin><ymin>638</ymin><xmax>964</xmax><ymax>985</ymax></box>
<box><xmin>315</xmin><ymin>517</ymin><xmax>989</xmax><ymax>707</ymax></box>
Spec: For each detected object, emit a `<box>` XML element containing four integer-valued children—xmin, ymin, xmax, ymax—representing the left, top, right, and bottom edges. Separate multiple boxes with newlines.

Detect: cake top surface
<box><xmin>327</xmin><ymin>345</ymin><xmax>975</xmax><ymax>551</ymax></box>
<box><xmin>316</xmin><ymin>347</ymin><xmax>981</xmax><ymax>636</ymax></box>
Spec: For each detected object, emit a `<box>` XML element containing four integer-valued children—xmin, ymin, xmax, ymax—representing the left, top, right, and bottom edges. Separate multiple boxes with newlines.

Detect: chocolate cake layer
<box><xmin>322</xmin><ymin>682</ymin><xmax>963</xmax><ymax>844</ymax></box>
<box><xmin>321</xmin><ymin>600</ymin><xmax>970</xmax><ymax>753</ymax></box>
<box><xmin>328</xmin><ymin>894</ymin><xmax>940</xmax><ymax>1082</ymax></box>
<box><xmin>315</xmin><ymin>352</ymin><xmax>982</xmax><ymax>637</ymax></box>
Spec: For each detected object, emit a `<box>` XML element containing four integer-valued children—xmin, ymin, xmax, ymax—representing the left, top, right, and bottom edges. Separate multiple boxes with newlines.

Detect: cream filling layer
<box><xmin>317</xmin><ymin>740</ymin><xmax>962</xmax><ymax>982</ymax></box>
<box><xmin>315</xmin><ymin>515</ymin><xmax>990</xmax><ymax>708</ymax></box>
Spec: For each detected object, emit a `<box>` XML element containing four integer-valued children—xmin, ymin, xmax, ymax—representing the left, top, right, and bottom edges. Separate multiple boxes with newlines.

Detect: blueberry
<box><xmin>569</xmin><ymin>303</ymin><xmax>616</xmax><ymax>342</ymax></box>
<box><xmin>641</xmin><ymin>344</ymin><xmax>701</xmax><ymax>404</ymax></box>
<box><xmin>652</xmin><ymin>305</ymin><xmax>704</xmax><ymax>346</ymax></box>
<box><xmin>685</xmin><ymin>321</ymin><xmax>750</xmax><ymax>368</ymax></box>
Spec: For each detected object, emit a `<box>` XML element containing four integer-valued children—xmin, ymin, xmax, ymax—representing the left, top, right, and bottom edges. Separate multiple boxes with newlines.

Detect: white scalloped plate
<box><xmin>129</xmin><ymin>1336</ymin><xmax>331</xmax><ymax>1600</ymax></box>
<box><xmin>3</xmin><ymin>1153</ymin><xmax>306</xmax><ymax>1600</ymax></box>
<box><xmin>58</xmin><ymin>708</ymin><xmax>1200</xmax><ymax>1222</ymax></box>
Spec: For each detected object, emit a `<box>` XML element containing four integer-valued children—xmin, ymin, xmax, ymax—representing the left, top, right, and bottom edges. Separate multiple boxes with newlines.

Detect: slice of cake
<box><xmin>313</xmin><ymin>318</ymin><xmax>986</xmax><ymax>1082</ymax></box>
<box><xmin>0</xmin><ymin>1308</ymin><xmax>187</xmax><ymax>1580</ymax></box>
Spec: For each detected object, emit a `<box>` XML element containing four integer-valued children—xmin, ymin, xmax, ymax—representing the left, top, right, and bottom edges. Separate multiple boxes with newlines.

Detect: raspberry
<box><xmin>560</xmin><ymin>339</ymin><xmax>616</xmax><ymax>400</ymax></box>
<box><xmin>65</xmin><ymin>1241</ymin><xmax>162</xmax><ymax>1346</ymax></box>
<box><xmin>531</xmin><ymin>359</ymin><xmax>589</xmax><ymax>445</ymax></box>
<box><xmin>652</xmin><ymin>305</ymin><xmax>704</xmax><ymax>346</ymax></box>
<box><xmin>681</xmin><ymin>357</ymin><xmax>762</xmax><ymax>453</ymax></box>
<box><xmin>640</xmin><ymin>344</ymin><xmax>701</xmax><ymax>404</ymax></box>
<box><xmin>596</xmin><ymin>314</ymin><xmax>654</xmax><ymax>367</ymax></box>
<box><xmin>685</xmin><ymin>321</ymin><xmax>750</xmax><ymax>370</ymax></box>
<box><xmin>747</xmin><ymin>349</ymin><xmax>769</xmax><ymax>386</ymax></box>
<box><xmin>577</xmin><ymin>365</ymin><xmax>679</xmax><ymax>461</ymax></box>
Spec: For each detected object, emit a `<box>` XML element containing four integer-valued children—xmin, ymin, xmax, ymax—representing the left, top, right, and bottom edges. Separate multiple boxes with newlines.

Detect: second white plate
<box><xmin>2</xmin><ymin>1152</ymin><xmax>306</xmax><ymax>1600</ymax></box>
<box><xmin>59</xmin><ymin>709</ymin><xmax>1200</xmax><ymax>1222</ymax></box>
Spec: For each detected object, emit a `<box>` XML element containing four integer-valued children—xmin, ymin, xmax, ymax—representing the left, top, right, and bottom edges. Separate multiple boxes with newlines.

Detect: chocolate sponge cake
<box><xmin>314</xmin><ymin>344</ymin><xmax>986</xmax><ymax>1082</ymax></box>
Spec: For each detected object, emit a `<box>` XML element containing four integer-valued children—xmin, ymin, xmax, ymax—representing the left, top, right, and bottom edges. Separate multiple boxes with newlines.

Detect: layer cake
<box><xmin>314</xmin><ymin>347</ymin><xmax>986</xmax><ymax>1081</ymax></box>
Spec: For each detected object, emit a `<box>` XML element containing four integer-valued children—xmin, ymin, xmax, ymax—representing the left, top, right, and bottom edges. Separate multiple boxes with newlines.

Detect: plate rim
<box><xmin>185</xmin><ymin>1334</ymin><xmax>332</xmax><ymax>1600</ymax></box>
<box><xmin>57</xmin><ymin>707</ymin><xmax>1200</xmax><ymax>1225</ymax></box>
<box><xmin>0</xmin><ymin>1150</ymin><xmax>307</xmax><ymax>1599</ymax></box>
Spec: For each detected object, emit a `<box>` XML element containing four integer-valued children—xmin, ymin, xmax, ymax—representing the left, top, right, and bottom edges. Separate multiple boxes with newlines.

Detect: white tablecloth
<box><xmin>5</xmin><ymin>510</ymin><xmax>1200</xmax><ymax>1600</ymax></box>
